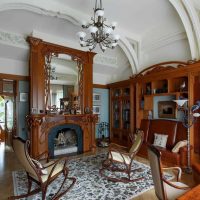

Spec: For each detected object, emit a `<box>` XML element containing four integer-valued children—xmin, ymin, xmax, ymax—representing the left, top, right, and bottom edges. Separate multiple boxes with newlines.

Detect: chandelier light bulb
<box><xmin>111</xmin><ymin>22</ymin><xmax>117</xmax><ymax>29</ymax></box>
<box><xmin>77</xmin><ymin>32</ymin><xmax>86</xmax><ymax>40</ymax></box>
<box><xmin>81</xmin><ymin>21</ymin><xmax>88</xmax><ymax>28</ymax></box>
<box><xmin>111</xmin><ymin>43</ymin><xmax>118</xmax><ymax>48</ymax></box>
<box><xmin>104</xmin><ymin>27</ymin><xmax>113</xmax><ymax>36</ymax></box>
<box><xmin>101</xmin><ymin>46</ymin><xmax>107</xmax><ymax>51</ymax></box>
<box><xmin>112</xmin><ymin>34</ymin><xmax>120</xmax><ymax>41</ymax></box>
<box><xmin>95</xmin><ymin>9</ymin><xmax>104</xmax><ymax>17</ymax></box>
<box><xmin>88</xmin><ymin>26</ymin><xmax>98</xmax><ymax>33</ymax></box>
<box><xmin>80</xmin><ymin>41</ymin><xmax>86</xmax><ymax>46</ymax></box>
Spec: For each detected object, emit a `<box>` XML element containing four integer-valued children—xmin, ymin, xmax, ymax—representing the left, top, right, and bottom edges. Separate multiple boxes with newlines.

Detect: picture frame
<box><xmin>93</xmin><ymin>105</ymin><xmax>101</xmax><ymax>114</ymax></box>
<box><xmin>158</xmin><ymin>101</ymin><xmax>176</xmax><ymax>118</ymax></box>
<box><xmin>20</xmin><ymin>93</ymin><xmax>28</xmax><ymax>102</ymax></box>
<box><xmin>93</xmin><ymin>93</ymin><xmax>101</xmax><ymax>105</ymax></box>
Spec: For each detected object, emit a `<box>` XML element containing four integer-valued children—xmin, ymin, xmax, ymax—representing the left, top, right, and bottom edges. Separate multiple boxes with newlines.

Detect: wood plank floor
<box><xmin>0</xmin><ymin>142</ymin><xmax>197</xmax><ymax>200</ymax></box>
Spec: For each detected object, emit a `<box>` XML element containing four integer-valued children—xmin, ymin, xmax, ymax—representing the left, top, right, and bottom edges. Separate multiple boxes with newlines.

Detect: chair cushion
<box><xmin>32</xmin><ymin>159</ymin><xmax>48</xmax><ymax>175</ymax></box>
<box><xmin>172</xmin><ymin>140</ymin><xmax>187</xmax><ymax>153</ymax></box>
<box><xmin>164</xmin><ymin>181</ymin><xmax>189</xmax><ymax>200</ymax></box>
<box><xmin>153</xmin><ymin>133</ymin><xmax>168</xmax><ymax>148</ymax></box>
<box><xmin>109</xmin><ymin>151</ymin><xmax>131</xmax><ymax>164</ymax></box>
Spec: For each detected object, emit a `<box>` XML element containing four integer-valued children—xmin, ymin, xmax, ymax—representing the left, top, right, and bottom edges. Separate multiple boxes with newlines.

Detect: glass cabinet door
<box><xmin>113</xmin><ymin>100</ymin><xmax>120</xmax><ymax>128</ymax></box>
<box><xmin>122</xmin><ymin>100</ymin><xmax>130</xmax><ymax>130</ymax></box>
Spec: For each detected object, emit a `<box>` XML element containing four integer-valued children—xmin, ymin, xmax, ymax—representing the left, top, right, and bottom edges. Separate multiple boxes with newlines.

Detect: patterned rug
<box><xmin>12</xmin><ymin>153</ymin><xmax>172</xmax><ymax>200</ymax></box>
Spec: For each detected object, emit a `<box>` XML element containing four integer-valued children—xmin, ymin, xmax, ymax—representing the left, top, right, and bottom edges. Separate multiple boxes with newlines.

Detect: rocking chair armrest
<box><xmin>109</xmin><ymin>143</ymin><xmax>128</xmax><ymax>151</ymax></box>
<box><xmin>163</xmin><ymin>166</ymin><xmax>182</xmax><ymax>181</ymax></box>
<box><xmin>34</xmin><ymin>151</ymin><xmax>50</xmax><ymax>163</ymax></box>
<box><xmin>43</xmin><ymin>157</ymin><xmax>68</xmax><ymax>169</ymax></box>
<box><xmin>46</xmin><ymin>157</ymin><xmax>68</xmax><ymax>182</ymax></box>
<box><xmin>109</xmin><ymin>146</ymin><xmax>128</xmax><ymax>155</ymax></box>
<box><xmin>163</xmin><ymin>178</ymin><xmax>190</xmax><ymax>190</ymax></box>
<box><xmin>109</xmin><ymin>148</ymin><xmax>130</xmax><ymax>160</ymax></box>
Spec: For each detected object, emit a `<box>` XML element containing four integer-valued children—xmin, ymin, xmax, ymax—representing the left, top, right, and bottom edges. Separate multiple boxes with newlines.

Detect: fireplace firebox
<box><xmin>48</xmin><ymin>124</ymin><xmax>83</xmax><ymax>158</ymax></box>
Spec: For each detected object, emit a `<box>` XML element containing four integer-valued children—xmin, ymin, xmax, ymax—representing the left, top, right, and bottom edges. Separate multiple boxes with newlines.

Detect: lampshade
<box><xmin>193</xmin><ymin>113</ymin><xmax>200</xmax><ymax>117</ymax></box>
<box><xmin>173</xmin><ymin>99</ymin><xmax>188</xmax><ymax>107</ymax></box>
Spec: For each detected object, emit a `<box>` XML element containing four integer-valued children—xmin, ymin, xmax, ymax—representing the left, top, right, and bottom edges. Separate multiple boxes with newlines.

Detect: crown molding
<box><xmin>94</xmin><ymin>55</ymin><xmax>117</xmax><ymax>67</ymax></box>
<box><xmin>142</xmin><ymin>31</ymin><xmax>187</xmax><ymax>53</ymax></box>
<box><xmin>0</xmin><ymin>2</ymin><xmax>80</xmax><ymax>26</ymax></box>
<box><xmin>0</xmin><ymin>30</ymin><xmax>28</xmax><ymax>48</ymax></box>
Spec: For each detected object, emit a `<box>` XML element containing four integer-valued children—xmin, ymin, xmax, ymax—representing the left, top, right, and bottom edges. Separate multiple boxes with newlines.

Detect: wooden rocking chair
<box><xmin>147</xmin><ymin>144</ymin><xmax>190</xmax><ymax>200</ymax></box>
<box><xmin>9</xmin><ymin>137</ymin><xmax>76</xmax><ymax>200</ymax></box>
<box><xmin>99</xmin><ymin>130</ymin><xmax>144</xmax><ymax>183</ymax></box>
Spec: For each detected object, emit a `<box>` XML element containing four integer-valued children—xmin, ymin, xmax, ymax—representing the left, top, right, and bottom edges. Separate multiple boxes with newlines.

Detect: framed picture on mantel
<box><xmin>158</xmin><ymin>101</ymin><xmax>176</xmax><ymax>119</ymax></box>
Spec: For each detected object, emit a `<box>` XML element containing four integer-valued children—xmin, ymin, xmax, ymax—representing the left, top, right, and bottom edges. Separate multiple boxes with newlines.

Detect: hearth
<box><xmin>48</xmin><ymin>124</ymin><xmax>83</xmax><ymax>158</ymax></box>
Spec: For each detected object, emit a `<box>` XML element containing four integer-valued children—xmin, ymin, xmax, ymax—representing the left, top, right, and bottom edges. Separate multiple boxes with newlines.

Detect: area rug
<box><xmin>12</xmin><ymin>153</ymin><xmax>172</xmax><ymax>200</ymax></box>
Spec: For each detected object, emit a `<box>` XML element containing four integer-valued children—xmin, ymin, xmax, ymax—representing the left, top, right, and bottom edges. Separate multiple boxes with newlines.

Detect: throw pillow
<box><xmin>153</xmin><ymin>133</ymin><xmax>168</xmax><ymax>148</ymax></box>
<box><xmin>172</xmin><ymin>140</ymin><xmax>187</xmax><ymax>153</ymax></box>
<box><xmin>32</xmin><ymin>159</ymin><xmax>48</xmax><ymax>175</ymax></box>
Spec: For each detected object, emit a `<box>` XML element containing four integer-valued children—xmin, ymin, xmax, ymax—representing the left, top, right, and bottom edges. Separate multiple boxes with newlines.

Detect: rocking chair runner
<box><xmin>9</xmin><ymin>137</ymin><xmax>76</xmax><ymax>200</ymax></box>
<box><xmin>99</xmin><ymin>130</ymin><xmax>144</xmax><ymax>183</ymax></box>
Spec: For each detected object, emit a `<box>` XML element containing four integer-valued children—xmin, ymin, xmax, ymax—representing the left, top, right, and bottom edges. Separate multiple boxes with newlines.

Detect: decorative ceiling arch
<box><xmin>182</xmin><ymin>0</ymin><xmax>200</xmax><ymax>58</ymax></box>
<box><xmin>169</xmin><ymin>0</ymin><xmax>200</xmax><ymax>60</ymax></box>
<box><xmin>0</xmin><ymin>1</ymin><xmax>138</xmax><ymax>75</ymax></box>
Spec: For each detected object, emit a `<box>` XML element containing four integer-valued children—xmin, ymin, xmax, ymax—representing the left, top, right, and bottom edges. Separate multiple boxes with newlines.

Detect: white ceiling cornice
<box><xmin>0</xmin><ymin>29</ymin><xmax>28</xmax><ymax>48</ymax></box>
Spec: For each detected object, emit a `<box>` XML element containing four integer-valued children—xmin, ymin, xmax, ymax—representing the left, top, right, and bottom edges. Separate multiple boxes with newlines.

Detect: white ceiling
<box><xmin>0</xmin><ymin>0</ymin><xmax>199</xmax><ymax>84</ymax></box>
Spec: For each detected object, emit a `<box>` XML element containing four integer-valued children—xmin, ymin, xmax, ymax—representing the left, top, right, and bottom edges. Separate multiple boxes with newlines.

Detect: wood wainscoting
<box><xmin>27</xmin><ymin>114</ymin><xmax>98</xmax><ymax>158</ymax></box>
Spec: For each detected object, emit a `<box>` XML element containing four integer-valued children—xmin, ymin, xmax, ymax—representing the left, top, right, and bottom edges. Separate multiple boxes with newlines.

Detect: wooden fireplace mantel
<box><xmin>27</xmin><ymin>114</ymin><xmax>98</xmax><ymax>158</ymax></box>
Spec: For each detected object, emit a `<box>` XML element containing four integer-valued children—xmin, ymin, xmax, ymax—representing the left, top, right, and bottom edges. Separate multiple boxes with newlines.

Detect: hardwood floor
<box><xmin>0</xmin><ymin>142</ymin><xmax>196</xmax><ymax>200</ymax></box>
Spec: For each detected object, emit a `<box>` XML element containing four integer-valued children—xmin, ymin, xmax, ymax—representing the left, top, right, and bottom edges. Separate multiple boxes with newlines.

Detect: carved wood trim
<box><xmin>132</xmin><ymin>60</ymin><xmax>197</xmax><ymax>78</ymax></box>
<box><xmin>27</xmin><ymin>114</ymin><xmax>97</xmax><ymax>157</ymax></box>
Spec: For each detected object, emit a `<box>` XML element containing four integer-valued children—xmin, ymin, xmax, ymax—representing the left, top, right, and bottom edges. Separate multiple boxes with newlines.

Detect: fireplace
<box><xmin>27</xmin><ymin>114</ymin><xmax>97</xmax><ymax>159</ymax></box>
<box><xmin>48</xmin><ymin>124</ymin><xmax>83</xmax><ymax>158</ymax></box>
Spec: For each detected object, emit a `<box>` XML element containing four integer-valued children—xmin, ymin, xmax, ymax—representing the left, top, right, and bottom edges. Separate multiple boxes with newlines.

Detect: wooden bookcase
<box><xmin>108</xmin><ymin>61</ymin><xmax>200</xmax><ymax>155</ymax></box>
<box><xmin>130</xmin><ymin>61</ymin><xmax>200</xmax><ymax>155</ymax></box>
<box><xmin>108</xmin><ymin>80</ymin><xmax>133</xmax><ymax>146</ymax></box>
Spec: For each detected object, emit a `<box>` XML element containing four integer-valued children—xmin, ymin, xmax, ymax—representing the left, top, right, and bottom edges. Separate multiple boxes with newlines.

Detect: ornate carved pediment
<box><xmin>131</xmin><ymin>60</ymin><xmax>198</xmax><ymax>79</ymax></box>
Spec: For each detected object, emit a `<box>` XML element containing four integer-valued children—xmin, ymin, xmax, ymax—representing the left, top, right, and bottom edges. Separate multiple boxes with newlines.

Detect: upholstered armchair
<box><xmin>9</xmin><ymin>137</ymin><xmax>76</xmax><ymax>200</ymax></box>
<box><xmin>99</xmin><ymin>130</ymin><xmax>144</xmax><ymax>183</ymax></box>
<box><xmin>147</xmin><ymin>144</ymin><xmax>190</xmax><ymax>200</ymax></box>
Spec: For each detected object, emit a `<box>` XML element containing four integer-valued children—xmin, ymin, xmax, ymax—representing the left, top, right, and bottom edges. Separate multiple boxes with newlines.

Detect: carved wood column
<box><xmin>27</xmin><ymin>37</ymin><xmax>45</xmax><ymax>112</ymax></box>
<box><xmin>82</xmin><ymin>52</ymin><xmax>96</xmax><ymax>113</ymax></box>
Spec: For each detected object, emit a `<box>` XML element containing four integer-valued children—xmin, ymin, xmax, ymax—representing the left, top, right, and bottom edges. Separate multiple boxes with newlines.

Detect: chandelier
<box><xmin>77</xmin><ymin>0</ymin><xmax>120</xmax><ymax>52</ymax></box>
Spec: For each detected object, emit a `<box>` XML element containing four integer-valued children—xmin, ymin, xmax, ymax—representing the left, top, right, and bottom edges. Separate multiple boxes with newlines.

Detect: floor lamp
<box><xmin>173</xmin><ymin>99</ymin><xmax>200</xmax><ymax>174</ymax></box>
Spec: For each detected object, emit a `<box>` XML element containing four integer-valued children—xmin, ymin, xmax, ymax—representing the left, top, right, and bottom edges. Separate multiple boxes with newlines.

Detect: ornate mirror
<box><xmin>28</xmin><ymin>37</ymin><xmax>95</xmax><ymax>114</ymax></box>
<box><xmin>44</xmin><ymin>53</ymin><xmax>83</xmax><ymax>114</ymax></box>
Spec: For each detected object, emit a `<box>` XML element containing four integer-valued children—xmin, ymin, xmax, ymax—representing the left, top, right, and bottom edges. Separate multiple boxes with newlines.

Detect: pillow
<box><xmin>172</xmin><ymin>140</ymin><xmax>187</xmax><ymax>153</ymax></box>
<box><xmin>153</xmin><ymin>133</ymin><xmax>168</xmax><ymax>148</ymax></box>
<box><xmin>32</xmin><ymin>159</ymin><xmax>48</xmax><ymax>175</ymax></box>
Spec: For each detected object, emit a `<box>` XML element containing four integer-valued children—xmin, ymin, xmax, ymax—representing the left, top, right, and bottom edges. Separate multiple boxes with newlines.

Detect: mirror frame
<box><xmin>27</xmin><ymin>36</ymin><xmax>95</xmax><ymax>114</ymax></box>
<box><xmin>44</xmin><ymin>53</ymin><xmax>82</xmax><ymax>113</ymax></box>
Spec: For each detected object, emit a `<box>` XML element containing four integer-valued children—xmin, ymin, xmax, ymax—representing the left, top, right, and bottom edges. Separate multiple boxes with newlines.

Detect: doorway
<box><xmin>0</xmin><ymin>95</ymin><xmax>14</xmax><ymax>145</ymax></box>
